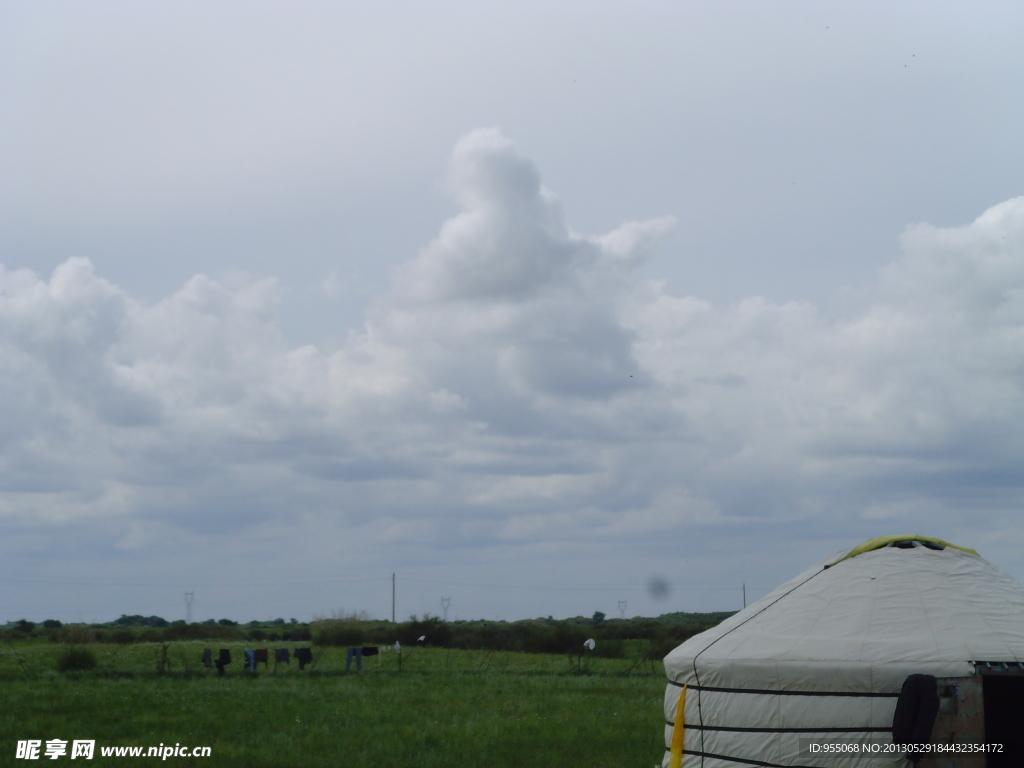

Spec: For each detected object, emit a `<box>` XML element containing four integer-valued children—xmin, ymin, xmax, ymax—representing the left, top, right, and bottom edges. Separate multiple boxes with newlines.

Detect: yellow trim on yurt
<box><xmin>833</xmin><ymin>535</ymin><xmax>978</xmax><ymax>565</ymax></box>
<box><xmin>668</xmin><ymin>684</ymin><xmax>687</xmax><ymax>768</ymax></box>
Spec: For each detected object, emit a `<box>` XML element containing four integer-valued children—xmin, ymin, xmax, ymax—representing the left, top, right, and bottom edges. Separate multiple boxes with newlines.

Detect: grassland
<box><xmin>1</xmin><ymin>641</ymin><xmax>667</xmax><ymax>767</ymax></box>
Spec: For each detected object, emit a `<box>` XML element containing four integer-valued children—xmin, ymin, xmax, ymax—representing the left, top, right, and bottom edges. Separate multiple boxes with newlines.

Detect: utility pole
<box><xmin>440</xmin><ymin>597</ymin><xmax>450</xmax><ymax>622</ymax></box>
<box><xmin>742</xmin><ymin>583</ymin><xmax>746</xmax><ymax>609</ymax></box>
<box><xmin>618</xmin><ymin>600</ymin><xmax>627</xmax><ymax>619</ymax></box>
<box><xmin>392</xmin><ymin>573</ymin><xmax>396</xmax><ymax>624</ymax></box>
<box><xmin>184</xmin><ymin>591</ymin><xmax>194</xmax><ymax>624</ymax></box>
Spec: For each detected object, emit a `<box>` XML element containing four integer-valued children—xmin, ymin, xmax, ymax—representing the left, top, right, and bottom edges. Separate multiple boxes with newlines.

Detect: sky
<box><xmin>2</xmin><ymin>1</ymin><xmax>1024</xmax><ymax>625</ymax></box>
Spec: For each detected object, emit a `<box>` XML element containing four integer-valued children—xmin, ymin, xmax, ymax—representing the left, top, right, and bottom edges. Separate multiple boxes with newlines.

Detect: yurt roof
<box><xmin>664</xmin><ymin>538</ymin><xmax>1024</xmax><ymax>683</ymax></box>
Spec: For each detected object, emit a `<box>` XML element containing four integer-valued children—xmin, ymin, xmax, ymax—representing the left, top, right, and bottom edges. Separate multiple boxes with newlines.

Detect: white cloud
<box><xmin>3</xmin><ymin>130</ymin><xmax>1024</xmax><ymax>619</ymax></box>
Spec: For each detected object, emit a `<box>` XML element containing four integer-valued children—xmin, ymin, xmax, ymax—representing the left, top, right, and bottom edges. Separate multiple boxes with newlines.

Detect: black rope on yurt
<box><xmin>686</xmin><ymin>563</ymin><xmax>834</xmax><ymax>768</ymax></box>
<box><xmin>665</xmin><ymin>721</ymin><xmax>892</xmax><ymax>734</ymax></box>
<box><xmin>667</xmin><ymin>681</ymin><xmax>900</xmax><ymax>697</ymax></box>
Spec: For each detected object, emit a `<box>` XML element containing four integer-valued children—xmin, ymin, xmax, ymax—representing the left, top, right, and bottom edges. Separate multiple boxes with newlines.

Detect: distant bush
<box><xmin>60</xmin><ymin>625</ymin><xmax>96</xmax><ymax>645</ymax></box>
<box><xmin>397</xmin><ymin>617</ymin><xmax>452</xmax><ymax>648</ymax></box>
<box><xmin>644</xmin><ymin>623</ymin><xmax>716</xmax><ymax>661</ymax></box>
<box><xmin>162</xmin><ymin>623</ymin><xmax>243</xmax><ymax>642</ymax></box>
<box><xmin>57</xmin><ymin>647</ymin><xmax>97</xmax><ymax>672</ymax></box>
<box><xmin>312</xmin><ymin>620</ymin><xmax>364</xmax><ymax>647</ymax></box>
<box><xmin>591</xmin><ymin>638</ymin><xmax>625</xmax><ymax>658</ymax></box>
<box><xmin>43</xmin><ymin>619</ymin><xmax>63</xmax><ymax>629</ymax></box>
<box><xmin>93</xmin><ymin>628</ymin><xmax>135</xmax><ymax>643</ymax></box>
<box><xmin>283</xmin><ymin>626</ymin><xmax>312</xmax><ymax>641</ymax></box>
<box><xmin>114</xmin><ymin>614</ymin><xmax>168</xmax><ymax>628</ymax></box>
<box><xmin>307</xmin><ymin>613</ymin><xmax>731</xmax><ymax>656</ymax></box>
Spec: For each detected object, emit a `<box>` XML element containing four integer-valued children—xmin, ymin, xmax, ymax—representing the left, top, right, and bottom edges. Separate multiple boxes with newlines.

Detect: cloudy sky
<box><xmin>2</xmin><ymin>1</ymin><xmax>1024</xmax><ymax>625</ymax></box>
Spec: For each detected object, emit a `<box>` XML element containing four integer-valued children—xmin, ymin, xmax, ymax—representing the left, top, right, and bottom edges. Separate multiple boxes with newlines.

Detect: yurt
<box><xmin>661</xmin><ymin>536</ymin><xmax>1024</xmax><ymax>768</ymax></box>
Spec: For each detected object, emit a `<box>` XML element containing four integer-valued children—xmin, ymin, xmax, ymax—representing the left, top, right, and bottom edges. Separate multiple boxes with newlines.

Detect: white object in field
<box><xmin>660</xmin><ymin>536</ymin><xmax>1024</xmax><ymax>768</ymax></box>
<box><xmin>418</xmin><ymin>635</ymin><xmax>426</xmax><ymax>643</ymax></box>
<box><xmin>583</xmin><ymin>638</ymin><xmax>596</xmax><ymax>650</ymax></box>
<box><xmin>394</xmin><ymin>641</ymin><xmax>401</xmax><ymax>653</ymax></box>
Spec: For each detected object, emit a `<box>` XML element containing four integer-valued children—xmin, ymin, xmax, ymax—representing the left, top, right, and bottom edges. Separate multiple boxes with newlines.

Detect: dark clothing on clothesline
<box><xmin>254</xmin><ymin>649</ymin><xmax>269</xmax><ymax>668</ymax></box>
<box><xmin>294</xmin><ymin>647</ymin><xmax>314</xmax><ymax>670</ymax></box>
<box><xmin>346</xmin><ymin>647</ymin><xmax>363</xmax><ymax>671</ymax></box>
<box><xmin>244</xmin><ymin>649</ymin><xmax>256</xmax><ymax>671</ymax></box>
<box><xmin>362</xmin><ymin>646</ymin><xmax>379</xmax><ymax>657</ymax></box>
<box><xmin>275</xmin><ymin>648</ymin><xmax>290</xmax><ymax>664</ymax></box>
<box><xmin>201</xmin><ymin>649</ymin><xmax>213</xmax><ymax>668</ymax></box>
<box><xmin>215</xmin><ymin>649</ymin><xmax>231</xmax><ymax>676</ymax></box>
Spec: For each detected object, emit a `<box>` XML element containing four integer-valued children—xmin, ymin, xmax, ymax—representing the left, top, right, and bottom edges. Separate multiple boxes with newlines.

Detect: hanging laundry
<box><xmin>345</xmin><ymin>647</ymin><xmax>364</xmax><ymax>671</ymax></box>
<box><xmin>254</xmin><ymin>649</ymin><xmax>269</xmax><ymax>668</ymax></box>
<box><xmin>294</xmin><ymin>647</ymin><xmax>314</xmax><ymax>670</ymax></box>
<box><xmin>244</xmin><ymin>649</ymin><xmax>256</xmax><ymax>671</ymax></box>
<box><xmin>361</xmin><ymin>646</ymin><xmax>379</xmax><ymax>657</ymax></box>
<box><xmin>201</xmin><ymin>649</ymin><xmax>213</xmax><ymax>668</ymax></box>
<box><xmin>275</xmin><ymin>648</ymin><xmax>290</xmax><ymax>664</ymax></box>
<box><xmin>215</xmin><ymin>649</ymin><xmax>232</xmax><ymax>676</ymax></box>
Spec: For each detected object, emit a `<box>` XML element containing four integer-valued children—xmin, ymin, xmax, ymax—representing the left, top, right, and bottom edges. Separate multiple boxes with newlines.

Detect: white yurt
<box><xmin>661</xmin><ymin>535</ymin><xmax>1024</xmax><ymax>768</ymax></box>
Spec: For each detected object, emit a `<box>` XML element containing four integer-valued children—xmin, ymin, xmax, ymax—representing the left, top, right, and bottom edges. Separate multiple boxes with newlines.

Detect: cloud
<box><xmin>3</xmin><ymin>129</ymin><xmax>1024</xmax><ymax>619</ymax></box>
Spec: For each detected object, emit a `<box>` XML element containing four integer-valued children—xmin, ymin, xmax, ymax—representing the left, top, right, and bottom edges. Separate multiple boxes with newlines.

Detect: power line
<box><xmin>0</xmin><ymin>576</ymin><xmax>390</xmax><ymax>588</ymax></box>
<box><xmin>1</xmin><ymin>573</ymin><xmax>760</xmax><ymax>597</ymax></box>
<box><xmin>403</xmin><ymin>577</ymin><xmax>744</xmax><ymax>593</ymax></box>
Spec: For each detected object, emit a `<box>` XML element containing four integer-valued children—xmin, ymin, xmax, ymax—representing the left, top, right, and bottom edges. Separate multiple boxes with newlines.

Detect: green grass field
<box><xmin>1</xmin><ymin>641</ymin><xmax>667</xmax><ymax>766</ymax></box>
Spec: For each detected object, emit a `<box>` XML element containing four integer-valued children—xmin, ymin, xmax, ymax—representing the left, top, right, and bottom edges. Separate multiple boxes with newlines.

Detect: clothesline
<box><xmin>199</xmin><ymin>645</ymin><xmax>401</xmax><ymax>674</ymax></box>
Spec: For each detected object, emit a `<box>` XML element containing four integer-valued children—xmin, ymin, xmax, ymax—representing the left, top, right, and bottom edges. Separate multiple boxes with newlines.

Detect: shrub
<box><xmin>162</xmin><ymin>622</ymin><xmax>242</xmax><ymax>642</ymax></box>
<box><xmin>283</xmin><ymin>626</ymin><xmax>312</xmax><ymax>642</ymax></box>
<box><xmin>60</xmin><ymin>625</ymin><xmax>96</xmax><ymax>645</ymax></box>
<box><xmin>114</xmin><ymin>614</ymin><xmax>168</xmax><ymax>628</ymax></box>
<box><xmin>57</xmin><ymin>647</ymin><xmax>97</xmax><ymax>672</ymax></box>
<box><xmin>397</xmin><ymin>617</ymin><xmax>451</xmax><ymax>647</ymax></box>
<box><xmin>312</xmin><ymin>620</ymin><xmax>364</xmax><ymax>647</ymax></box>
<box><xmin>592</xmin><ymin>638</ymin><xmax>625</xmax><ymax>658</ymax></box>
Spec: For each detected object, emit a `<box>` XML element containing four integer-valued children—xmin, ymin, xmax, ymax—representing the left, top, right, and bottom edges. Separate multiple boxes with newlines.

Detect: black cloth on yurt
<box><xmin>892</xmin><ymin>674</ymin><xmax>940</xmax><ymax>763</ymax></box>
